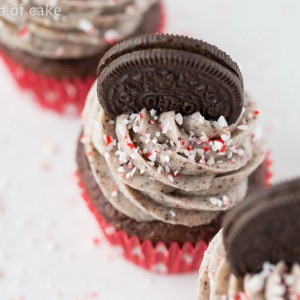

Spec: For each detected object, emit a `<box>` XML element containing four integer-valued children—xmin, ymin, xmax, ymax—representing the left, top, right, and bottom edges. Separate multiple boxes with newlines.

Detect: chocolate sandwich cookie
<box><xmin>223</xmin><ymin>178</ymin><xmax>300</xmax><ymax>277</ymax></box>
<box><xmin>97</xmin><ymin>34</ymin><xmax>244</xmax><ymax>125</ymax></box>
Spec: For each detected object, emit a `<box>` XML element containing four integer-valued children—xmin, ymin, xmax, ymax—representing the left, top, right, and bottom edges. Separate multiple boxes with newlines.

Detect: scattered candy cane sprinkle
<box><xmin>207</xmin><ymin>157</ymin><xmax>215</xmax><ymax>166</ymax></box>
<box><xmin>169</xmin><ymin>210</ymin><xmax>176</xmax><ymax>217</ymax></box>
<box><xmin>168</xmin><ymin>175</ymin><xmax>174</xmax><ymax>182</ymax></box>
<box><xmin>127</xmin><ymin>143</ymin><xmax>135</xmax><ymax>150</ymax></box>
<box><xmin>237</xmin><ymin>125</ymin><xmax>249</xmax><ymax>131</ymax></box>
<box><xmin>175</xmin><ymin>113</ymin><xmax>183</xmax><ymax>125</ymax></box>
<box><xmin>104</xmin><ymin>105</ymin><xmax>257</xmax><ymax>189</ymax></box>
<box><xmin>104</xmin><ymin>135</ymin><xmax>113</xmax><ymax>145</ymax></box>
<box><xmin>209</xmin><ymin>195</ymin><xmax>230</xmax><ymax>208</ymax></box>
<box><xmin>104</xmin><ymin>29</ymin><xmax>119</xmax><ymax>45</ymax></box>
<box><xmin>253</xmin><ymin>110</ymin><xmax>260</xmax><ymax>116</ymax></box>
<box><xmin>103</xmin><ymin>135</ymin><xmax>116</xmax><ymax>151</ymax></box>
<box><xmin>217</xmin><ymin>116</ymin><xmax>228</xmax><ymax>128</ymax></box>
<box><xmin>111</xmin><ymin>186</ymin><xmax>118</xmax><ymax>197</ymax></box>
<box><xmin>209</xmin><ymin>197</ymin><xmax>223</xmax><ymax>207</ymax></box>
<box><xmin>19</xmin><ymin>26</ymin><xmax>30</xmax><ymax>40</ymax></box>
<box><xmin>78</xmin><ymin>19</ymin><xmax>96</xmax><ymax>35</ymax></box>
<box><xmin>93</xmin><ymin>238</ymin><xmax>101</xmax><ymax>245</ymax></box>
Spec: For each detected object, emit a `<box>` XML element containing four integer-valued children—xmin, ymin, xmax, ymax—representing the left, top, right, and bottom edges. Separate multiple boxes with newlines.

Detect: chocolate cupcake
<box><xmin>198</xmin><ymin>178</ymin><xmax>300</xmax><ymax>299</ymax></box>
<box><xmin>77</xmin><ymin>34</ymin><xmax>270</xmax><ymax>273</ymax></box>
<box><xmin>0</xmin><ymin>0</ymin><xmax>165</xmax><ymax>114</ymax></box>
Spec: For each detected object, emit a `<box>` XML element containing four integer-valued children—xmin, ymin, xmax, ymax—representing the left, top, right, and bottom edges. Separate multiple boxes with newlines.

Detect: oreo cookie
<box><xmin>223</xmin><ymin>178</ymin><xmax>300</xmax><ymax>276</ymax></box>
<box><xmin>97</xmin><ymin>34</ymin><xmax>244</xmax><ymax>125</ymax></box>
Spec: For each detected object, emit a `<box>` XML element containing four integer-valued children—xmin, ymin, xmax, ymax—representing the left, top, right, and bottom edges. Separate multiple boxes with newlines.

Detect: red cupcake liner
<box><xmin>0</xmin><ymin>3</ymin><xmax>166</xmax><ymax>115</ymax></box>
<box><xmin>76</xmin><ymin>173</ymin><xmax>207</xmax><ymax>274</ymax></box>
<box><xmin>0</xmin><ymin>49</ymin><xmax>95</xmax><ymax>115</ymax></box>
<box><xmin>75</xmin><ymin>154</ymin><xmax>272</xmax><ymax>274</ymax></box>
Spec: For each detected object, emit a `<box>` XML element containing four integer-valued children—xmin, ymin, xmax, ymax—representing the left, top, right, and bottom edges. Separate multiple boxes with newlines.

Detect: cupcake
<box><xmin>76</xmin><ymin>34</ymin><xmax>270</xmax><ymax>273</ymax></box>
<box><xmin>0</xmin><ymin>0</ymin><xmax>165</xmax><ymax>114</ymax></box>
<box><xmin>198</xmin><ymin>178</ymin><xmax>300</xmax><ymax>299</ymax></box>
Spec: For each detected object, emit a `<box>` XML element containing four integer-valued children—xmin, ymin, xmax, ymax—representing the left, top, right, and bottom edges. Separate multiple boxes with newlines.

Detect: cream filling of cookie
<box><xmin>0</xmin><ymin>0</ymin><xmax>158</xmax><ymax>59</ymax></box>
<box><xmin>81</xmin><ymin>82</ymin><xmax>266</xmax><ymax>226</ymax></box>
<box><xmin>198</xmin><ymin>231</ymin><xmax>300</xmax><ymax>300</ymax></box>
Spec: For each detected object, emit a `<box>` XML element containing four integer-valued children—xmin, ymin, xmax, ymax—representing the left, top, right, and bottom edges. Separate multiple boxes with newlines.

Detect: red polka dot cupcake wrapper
<box><xmin>0</xmin><ymin>3</ymin><xmax>166</xmax><ymax>115</ymax></box>
<box><xmin>0</xmin><ymin>50</ymin><xmax>95</xmax><ymax>115</ymax></box>
<box><xmin>76</xmin><ymin>155</ymin><xmax>272</xmax><ymax>274</ymax></box>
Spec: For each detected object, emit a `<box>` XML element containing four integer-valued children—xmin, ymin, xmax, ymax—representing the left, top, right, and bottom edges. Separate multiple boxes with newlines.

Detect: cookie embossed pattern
<box><xmin>77</xmin><ymin>33</ymin><xmax>271</xmax><ymax>274</ymax></box>
<box><xmin>97</xmin><ymin>34</ymin><xmax>244</xmax><ymax>124</ymax></box>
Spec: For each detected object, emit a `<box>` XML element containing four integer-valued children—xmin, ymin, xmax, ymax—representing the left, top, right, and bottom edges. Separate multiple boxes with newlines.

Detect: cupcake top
<box><xmin>198</xmin><ymin>178</ymin><xmax>300</xmax><ymax>299</ymax></box>
<box><xmin>0</xmin><ymin>0</ymin><xmax>158</xmax><ymax>59</ymax></box>
<box><xmin>81</xmin><ymin>34</ymin><xmax>266</xmax><ymax>227</ymax></box>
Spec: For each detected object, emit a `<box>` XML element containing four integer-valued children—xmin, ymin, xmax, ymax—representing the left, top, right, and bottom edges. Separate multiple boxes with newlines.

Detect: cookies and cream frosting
<box><xmin>198</xmin><ymin>230</ymin><xmax>300</xmax><ymax>300</ymax></box>
<box><xmin>0</xmin><ymin>0</ymin><xmax>158</xmax><ymax>59</ymax></box>
<box><xmin>80</xmin><ymin>82</ymin><xmax>266</xmax><ymax>227</ymax></box>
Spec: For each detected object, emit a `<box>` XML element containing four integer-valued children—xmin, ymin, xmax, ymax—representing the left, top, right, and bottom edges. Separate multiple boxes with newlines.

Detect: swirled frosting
<box><xmin>81</xmin><ymin>82</ymin><xmax>266</xmax><ymax>227</ymax></box>
<box><xmin>0</xmin><ymin>0</ymin><xmax>158</xmax><ymax>58</ymax></box>
<box><xmin>198</xmin><ymin>230</ymin><xmax>300</xmax><ymax>300</ymax></box>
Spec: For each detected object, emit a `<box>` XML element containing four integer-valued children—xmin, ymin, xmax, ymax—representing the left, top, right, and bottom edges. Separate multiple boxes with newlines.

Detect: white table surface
<box><xmin>1</xmin><ymin>0</ymin><xmax>300</xmax><ymax>299</ymax></box>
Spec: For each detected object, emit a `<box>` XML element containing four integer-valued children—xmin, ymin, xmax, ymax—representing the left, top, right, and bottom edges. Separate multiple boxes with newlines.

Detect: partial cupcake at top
<box><xmin>77</xmin><ymin>34</ymin><xmax>269</xmax><ymax>273</ymax></box>
<box><xmin>0</xmin><ymin>0</ymin><xmax>164</xmax><ymax>115</ymax></box>
<box><xmin>198</xmin><ymin>178</ymin><xmax>300</xmax><ymax>299</ymax></box>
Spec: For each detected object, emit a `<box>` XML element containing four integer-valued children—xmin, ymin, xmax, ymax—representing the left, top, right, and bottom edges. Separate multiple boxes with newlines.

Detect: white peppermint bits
<box><xmin>217</xmin><ymin>116</ymin><xmax>228</xmax><ymax>128</ymax></box>
<box><xmin>175</xmin><ymin>113</ymin><xmax>184</xmax><ymax>125</ymax></box>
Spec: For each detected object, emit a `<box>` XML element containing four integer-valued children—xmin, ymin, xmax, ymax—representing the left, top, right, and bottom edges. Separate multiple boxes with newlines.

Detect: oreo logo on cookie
<box><xmin>223</xmin><ymin>178</ymin><xmax>300</xmax><ymax>276</ymax></box>
<box><xmin>97</xmin><ymin>34</ymin><xmax>244</xmax><ymax>125</ymax></box>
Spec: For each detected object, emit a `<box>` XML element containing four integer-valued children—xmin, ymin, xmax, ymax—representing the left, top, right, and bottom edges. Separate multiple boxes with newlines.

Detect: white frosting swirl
<box><xmin>0</xmin><ymin>0</ymin><xmax>158</xmax><ymax>58</ymax></box>
<box><xmin>81</xmin><ymin>82</ymin><xmax>266</xmax><ymax>227</ymax></box>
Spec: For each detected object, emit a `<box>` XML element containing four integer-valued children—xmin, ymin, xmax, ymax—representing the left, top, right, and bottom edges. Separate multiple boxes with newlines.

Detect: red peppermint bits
<box><xmin>203</xmin><ymin>147</ymin><xmax>210</xmax><ymax>152</ymax></box>
<box><xmin>127</xmin><ymin>143</ymin><xmax>135</xmax><ymax>150</ymax></box>
<box><xmin>236</xmin><ymin>292</ymin><xmax>249</xmax><ymax>300</ymax></box>
<box><xmin>19</xmin><ymin>26</ymin><xmax>30</xmax><ymax>39</ymax></box>
<box><xmin>104</xmin><ymin>29</ymin><xmax>119</xmax><ymax>45</ymax></box>
<box><xmin>187</xmin><ymin>145</ymin><xmax>193</xmax><ymax>151</ymax></box>
<box><xmin>139</xmin><ymin>112</ymin><xmax>143</xmax><ymax>119</ymax></box>
<box><xmin>146</xmin><ymin>152</ymin><xmax>152</xmax><ymax>158</ymax></box>
<box><xmin>149</xmin><ymin>120</ymin><xmax>157</xmax><ymax>125</ymax></box>
<box><xmin>104</xmin><ymin>135</ymin><xmax>113</xmax><ymax>145</ymax></box>
<box><xmin>219</xmin><ymin>145</ymin><xmax>227</xmax><ymax>153</ymax></box>
<box><xmin>253</xmin><ymin>110</ymin><xmax>260</xmax><ymax>116</ymax></box>
<box><xmin>93</xmin><ymin>237</ymin><xmax>101</xmax><ymax>245</ymax></box>
<box><xmin>181</xmin><ymin>141</ymin><xmax>185</xmax><ymax>146</ymax></box>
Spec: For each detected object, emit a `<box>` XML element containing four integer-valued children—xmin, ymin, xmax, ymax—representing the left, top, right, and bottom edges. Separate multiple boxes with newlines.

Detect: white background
<box><xmin>1</xmin><ymin>0</ymin><xmax>300</xmax><ymax>299</ymax></box>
